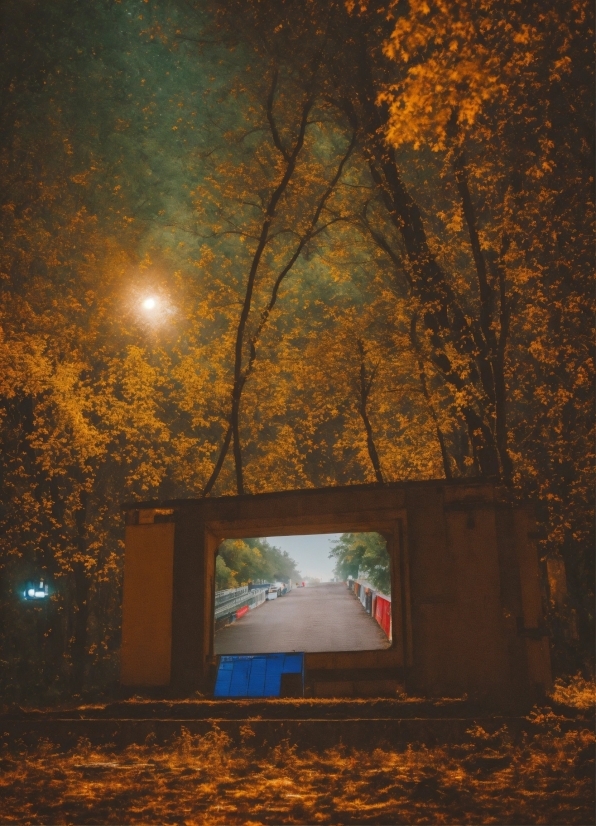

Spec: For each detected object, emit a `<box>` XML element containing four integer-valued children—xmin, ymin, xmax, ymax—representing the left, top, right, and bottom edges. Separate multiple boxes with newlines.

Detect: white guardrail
<box><xmin>214</xmin><ymin>585</ymin><xmax>248</xmax><ymax>608</ymax></box>
<box><xmin>214</xmin><ymin>585</ymin><xmax>268</xmax><ymax>620</ymax></box>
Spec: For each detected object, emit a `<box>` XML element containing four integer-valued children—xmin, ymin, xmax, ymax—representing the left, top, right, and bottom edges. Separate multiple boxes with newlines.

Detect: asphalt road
<box><xmin>214</xmin><ymin>582</ymin><xmax>390</xmax><ymax>654</ymax></box>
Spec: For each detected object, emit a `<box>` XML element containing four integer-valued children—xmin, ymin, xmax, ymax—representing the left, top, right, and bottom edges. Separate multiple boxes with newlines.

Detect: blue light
<box><xmin>23</xmin><ymin>579</ymin><xmax>49</xmax><ymax>600</ymax></box>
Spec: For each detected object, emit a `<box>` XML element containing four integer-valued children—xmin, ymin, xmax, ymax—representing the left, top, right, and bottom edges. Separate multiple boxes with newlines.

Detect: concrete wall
<box><xmin>404</xmin><ymin>483</ymin><xmax>549</xmax><ymax>705</ymax></box>
<box><xmin>119</xmin><ymin>481</ymin><xmax>551</xmax><ymax>705</ymax></box>
<box><xmin>120</xmin><ymin>522</ymin><xmax>175</xmax><ymax>686</ymax></box>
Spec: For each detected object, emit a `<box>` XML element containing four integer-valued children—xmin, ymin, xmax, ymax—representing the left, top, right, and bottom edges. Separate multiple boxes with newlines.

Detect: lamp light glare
<box><xmin>23</xmin><ymin>579</ymin><xmax>49</xmax><ymax>600</ymax></box>
<box><xmin>142</xmin><ymin>297</ymin><xmax>157</xmax><ymax>311</ymax></box>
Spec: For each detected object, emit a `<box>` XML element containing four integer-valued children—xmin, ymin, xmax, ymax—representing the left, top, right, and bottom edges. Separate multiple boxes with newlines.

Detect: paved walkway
<box><xmin>214</xmin><ymin>582</ymin><xmax>390</xmax><ymax>654</ymax></box>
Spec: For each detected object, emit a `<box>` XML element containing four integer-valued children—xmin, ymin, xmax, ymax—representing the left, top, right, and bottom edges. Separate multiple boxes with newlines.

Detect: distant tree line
<box><xmin>216</xmin><ymin>539</ymin><xmax>300</xmax><ymax>590</ymax></box>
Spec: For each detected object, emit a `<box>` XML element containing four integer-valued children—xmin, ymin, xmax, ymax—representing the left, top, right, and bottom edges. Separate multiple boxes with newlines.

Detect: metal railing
<box><xmin>214</xmin><ymin>585</ymin><xmax>248</xmax><ymax>608</ymax></box>
<box><xmin>214</xmin><ymin>585</ymin><xmax>268</xmax><ymax>621</ymax></box>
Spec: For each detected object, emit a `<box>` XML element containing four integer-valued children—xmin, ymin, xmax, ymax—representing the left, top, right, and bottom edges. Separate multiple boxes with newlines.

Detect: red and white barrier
<box><xmin>374</xmin><ymin>593</ymin><xmax>392</xmax><ymax>640</ymax></box>
<box><xmin>347</xmin><ymin>578</ymin><xmax>392</xmax><ymax>641</ymax></box>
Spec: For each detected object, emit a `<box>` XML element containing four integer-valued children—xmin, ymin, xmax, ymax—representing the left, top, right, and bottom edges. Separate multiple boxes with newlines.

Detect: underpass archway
<box><xmin>121</xmin><ymin>480</ymin><xmax>551</xmax><ymax>705</ymax></box>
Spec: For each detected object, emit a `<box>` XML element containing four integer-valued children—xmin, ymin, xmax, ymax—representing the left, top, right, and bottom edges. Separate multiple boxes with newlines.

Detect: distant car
<box><xmin>266</xmin><ymin>586</ymin><xmax>278</xmax><ymax>600</ymax></box>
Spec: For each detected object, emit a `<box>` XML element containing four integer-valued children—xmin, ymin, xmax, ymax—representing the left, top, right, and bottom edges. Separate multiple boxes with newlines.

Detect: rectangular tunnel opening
<box><xmin>212</xmin><ymin>532</ymin><xmax>394</xmax><ymax>656</ymax></box>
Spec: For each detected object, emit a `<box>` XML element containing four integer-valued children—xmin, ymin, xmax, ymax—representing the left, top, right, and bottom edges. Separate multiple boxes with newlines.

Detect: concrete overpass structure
<box><xmin>120</xmin><ymin>480</ymin><xmax>551</xmax><ymax>707</ymax></box>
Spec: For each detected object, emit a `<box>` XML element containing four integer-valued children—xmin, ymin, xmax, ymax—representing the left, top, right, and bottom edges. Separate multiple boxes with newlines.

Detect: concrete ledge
<box><xmin>2</xmin><ymin>715</ymin><xmax>591</xmax><ymax>751</ymax></box>
<box><xmin>305</xmin><ymin>650</ymin><xmax>401</xmax><ymax>670</ymax></box>
<box><xmin>313</xmin><ymin>679</ymin><xmax>403</xmax><ymax>697</ymax></box>
<box><xmin>3</xmin><ymin>699</ymin><xmax>591</xmax><ymax>751</ymax></box>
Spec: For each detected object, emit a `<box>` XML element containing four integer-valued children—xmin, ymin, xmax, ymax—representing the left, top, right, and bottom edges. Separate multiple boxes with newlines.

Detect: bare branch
<box><xmin>266</xmin><ymin>67</ymin><xmax>290</xmax><ymax>162</ymax></box>
<box><xmin>245</xmin><ymin>131</ymin><xmax>357</xmax><ymax>377</ymax></box>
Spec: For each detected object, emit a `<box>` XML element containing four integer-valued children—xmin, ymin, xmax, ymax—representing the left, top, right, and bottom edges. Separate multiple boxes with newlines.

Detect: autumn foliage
<box><xmin>0</xmin><ymin>0</ymin><xmax>593</xmax><ymax>701</ymax></box>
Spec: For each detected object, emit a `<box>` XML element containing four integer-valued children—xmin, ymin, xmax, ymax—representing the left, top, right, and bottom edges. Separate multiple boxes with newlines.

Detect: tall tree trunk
<box><xmin>204</xmin><ymin>69</ymin><xmax>314</xmax><ymax>496</ymax></box>
<box><xmin>492</xmin><ymin>237</ymin><xmax>514</xmax><ymax>484</ymax></box>
<box><xmin>71</xmin><ymin>487</ymin><xmax>90</xmax><ymax>693</ymax></box>
<box><xmin>345</xmin><ymin>33</ymin><xmax>501</xmax><ymax>478</ymax></box>
<box><xmin>452</xmin><ymin>143</ymin><xmax>497</xmax><ymax>405</ymax></box>
<box><xmin>356</xmin><ymin>339</ymin><xmax>384</xmax><ymax>483</ymax></box>
<box><xmin>409</xmin><ymin>316</ymin><xmax>452</xmax><ymax>479</ymax></box>
<box><xmin>453</xmin><ymin>137</ymin><xmax>513</xmax><ymax>484</ymax></box>
<box><xmin>202</xmin><ymin>423</ymin><xmax>233</xmax><ymax>497</ymax></box>
<box><xmin>201</xmin><ymin>87</ymin><xmax>355</xmax><ymax>495</ymax></box>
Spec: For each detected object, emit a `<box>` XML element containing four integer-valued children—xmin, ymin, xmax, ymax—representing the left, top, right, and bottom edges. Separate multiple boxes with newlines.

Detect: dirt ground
<box><xmin>215</xmin><ymin>582</ymin><xmax>390</xmax><ymax>654</ymax></box>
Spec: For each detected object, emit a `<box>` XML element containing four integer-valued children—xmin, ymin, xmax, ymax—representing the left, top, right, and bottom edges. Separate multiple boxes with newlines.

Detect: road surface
<box><xmin>214</xmin><ymin>582</ymin><xmax>390</xmax><ymax>654</ymax></box>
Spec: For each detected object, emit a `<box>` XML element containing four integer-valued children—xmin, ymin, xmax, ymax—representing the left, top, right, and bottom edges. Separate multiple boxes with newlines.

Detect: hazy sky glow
<box><xmin>264</xmin><ymin>534</ymin><xmax>341</xmax><ymax>581</ymax></box>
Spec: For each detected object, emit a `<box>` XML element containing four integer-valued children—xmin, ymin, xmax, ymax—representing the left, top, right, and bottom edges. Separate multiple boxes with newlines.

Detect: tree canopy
<box><xmin>216</xmin><ymin>538</ymin><xmax>301</xmax><ymax>590</ymax></box>
<box><xmin>329</xmin><ymin>533</ymin><xmax>391</xmax><ymax>595</ymax></box>
<box><xmin>0</xmin><ymin>0</ymin><xmax>592</xmax><ymax>701</ymax></box>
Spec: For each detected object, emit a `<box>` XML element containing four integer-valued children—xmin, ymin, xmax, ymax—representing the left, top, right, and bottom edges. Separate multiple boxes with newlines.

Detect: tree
<box><xmin>208</xmin><ymin>0</ymin><xmax>506</xmax><ymax>477</ymax></box>
<box><xmin>216</xmin><ymin>538</ymin><xmax>300</xmax><ymax>588</ymax></box>
<box><xmin>378</xmin><ymin>0</ymin><xmax>594</xmax><ymax>663</ymax></box>
<box><xmin>0</xmin><ymin>0</ymin><xmax>591</xmax><ymax>702</ymax></box>
<box><xmin>206</xmin><ymin>0</ymin><xmax>594</xmax><ymax>663</ymax></box>
<box><xmin>0</xmin><ymin>0</ymin><xmax>205</xmax><ymax>698</ymax></box>
<box><xmin>186</xmin><ymin>64</ymin><xmax>356</xmax><ymax>494</ymax></box>
<box><xmin>329</xmin><ymin>532</ymin><xmax>391</xmax><ymax>594</ymax></box>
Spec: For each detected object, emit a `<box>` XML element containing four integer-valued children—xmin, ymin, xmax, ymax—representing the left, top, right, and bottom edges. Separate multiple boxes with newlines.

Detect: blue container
<box><xmin>213</xmin><ymin>652</ymin><xmax>304</xmax><ymax>698</ymax></box>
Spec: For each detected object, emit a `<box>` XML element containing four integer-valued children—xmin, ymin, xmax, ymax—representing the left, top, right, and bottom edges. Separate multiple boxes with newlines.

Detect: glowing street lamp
<box><xmin>142</xmin><ymin>296</ymin><xmax>157</xmax><ymax>311</ymax></box>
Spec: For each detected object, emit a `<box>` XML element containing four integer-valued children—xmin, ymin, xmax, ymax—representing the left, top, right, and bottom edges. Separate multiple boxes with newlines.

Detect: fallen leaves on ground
<box><xmin>0</xmin><ymin>720</ymin><xmax>593</xmax><ymax>824</ymax></box>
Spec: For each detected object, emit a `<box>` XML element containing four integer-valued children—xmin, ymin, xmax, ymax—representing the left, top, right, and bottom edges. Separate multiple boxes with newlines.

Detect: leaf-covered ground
<box><xmin>1</xmin><ymin>723</ymin><xmax>593</xmax><ymax>824</ymax></box>
<box><xmin>1</xmin><ymin>677</ymin><xmax>593</xmax><ymax>825</ymax></box>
